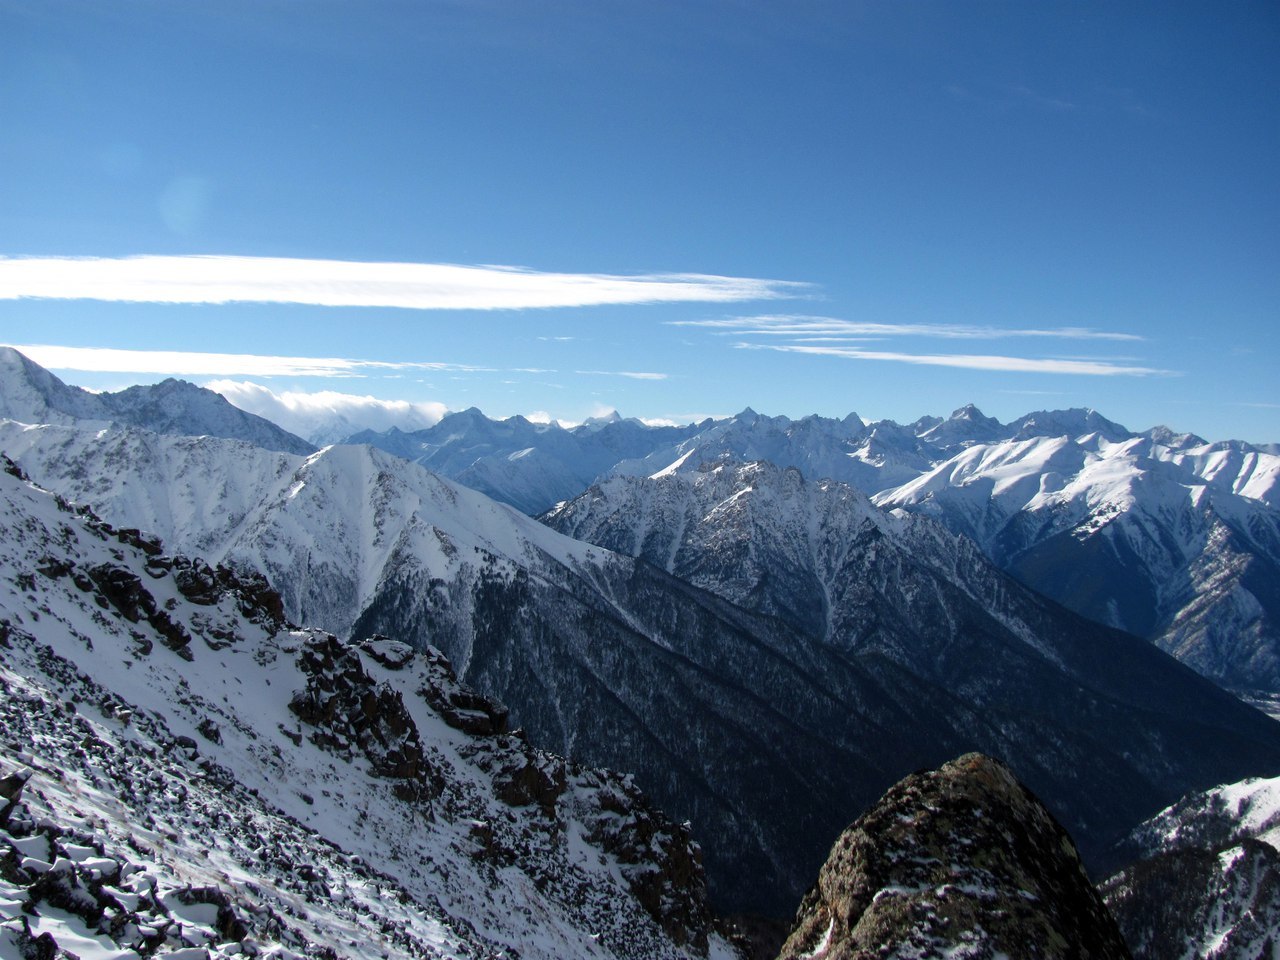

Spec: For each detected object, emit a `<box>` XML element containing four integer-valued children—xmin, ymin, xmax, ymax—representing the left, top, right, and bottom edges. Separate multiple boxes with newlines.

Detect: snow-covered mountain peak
<box><xmin>0</xmin><ymin>345</ymin><xmax>106</xmax><ymax>425</ymax></box>
<box><xmin>1008</xmin><ymin>407</ymin><xmax>1134</xmax><ymax>444</ymax></box>
<box><xmin>917</xmin><ymin>403</ymin><xmax>1007</xmax><ymax>449</ymax></box>
<box><xmin>582</xmin><ymin>410</ymin><xmax>623</xmax><ymax>428</ymax></box>
<box><xmin>0</xmin><ymin>349</ymin><xmax>315</xmax><ymax>454</ymax></box>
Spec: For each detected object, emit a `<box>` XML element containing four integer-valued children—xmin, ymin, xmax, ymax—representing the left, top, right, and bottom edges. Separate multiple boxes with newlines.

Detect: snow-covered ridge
<box><xmin>0</xmin><ymin>346</ymin><xmax>315</xmax><ymax>456</ymax></box>
<box><xmin>0</xmin><ymin>457</ymin><xmax>735</xmax><ymax>960</ymax></box>
<box><xmin>0</xmin><ymin>420</ymin><xmax>604</xmax><ymax>642</ymax></box>
<box><xmin>874</xmin><ymin>430</ymin><xmax>1280</xmax><ymax>694</ymax></box>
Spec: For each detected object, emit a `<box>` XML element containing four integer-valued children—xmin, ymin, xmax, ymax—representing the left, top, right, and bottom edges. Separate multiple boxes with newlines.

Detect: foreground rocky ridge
<box><xmin>778</xmin><ymin>754</ymin><xmax>1131</xmax><ymax>960</ymax></box>
<box><xmin>0</xmin><ymin>457</ymin><xmax>733</xmax><ymax>959</ymax></box>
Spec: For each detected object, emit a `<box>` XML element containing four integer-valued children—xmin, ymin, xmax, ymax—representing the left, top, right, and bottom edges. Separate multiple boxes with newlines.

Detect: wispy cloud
<box><xmin>737</xmin><ymin>342</ymin><xmax>1170</xmax><ymax>377</ymax></box>
<box><xmin>208</xmin><ymin>380</ymin><xmax>447</xmax><ymax>441</ymax></box>
<box><xmin>673</xmin><ymin>315</ymin><xmax>1142</xmax><ymax>341</ymax></box>
<box><xmin>676</xmin><ymin>314</ymin><xmax>1162</xmax><ymax>377</ymax></box>
<box><xmin>575</xmin><ymin>370</ymin><xmax>669</xmax><ymax>380</ymax></box>
<box><xmin>0</xmin><ymin>255</ymin><xmax>805</xmax><ymax>310</ymax></box>
<box><xmin>945</xmin><ymin>83</ymin><xmax>1078</xmax><ymax>113</ymax></box>
<box><xmin>6</xmin><ymin>344</ymin><xmax>490</xmax><ymax>378</ymax></box>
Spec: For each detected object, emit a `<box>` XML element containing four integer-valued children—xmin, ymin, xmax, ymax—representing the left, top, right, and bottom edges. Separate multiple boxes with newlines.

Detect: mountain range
<box><xmin>0</xmin><ymin>347</ymin><xmax>315</xmax><ymax>456</ymax></box>
<box><xmin>340</xmin><ymin>391</ymin><xmax>1280</xmax><ymax>700</ymax></box>
<box><xmin>4</xmin><ymin>352</ymin><xmax>1280</xmax><ymax>924</ymax></box>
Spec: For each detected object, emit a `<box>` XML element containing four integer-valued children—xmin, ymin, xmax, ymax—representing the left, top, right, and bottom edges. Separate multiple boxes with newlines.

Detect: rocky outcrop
<box><xmin>289</xmin><ymin>633</ymin><xmax>433</xmax><ymax>801</ymax></box>
<box><xmin>777</xmin><ymin>754</ymin><xmax>1131</xmax><ymax>960</ymax></box>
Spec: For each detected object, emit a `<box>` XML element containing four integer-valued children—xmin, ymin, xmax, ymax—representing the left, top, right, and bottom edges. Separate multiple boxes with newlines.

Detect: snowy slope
<box><xmin>875</xmin><ymin>432</ymin><xmax>1280</xmax><ymax>694</ymax></box>
<box><xmin>0</xmin><ymin>347</ymin><xmax>315</xmax><ymax>455</ymax></box>
<box><xmin>0</xmin><ymin>458</ymin><xmax>735</xmax><ymax>960</ymax></box>
<box><xmin>1102</xmin><ymin>774</ymin><xmax>1280</xmax><ymax>960</ymax></box>
<box><xmin>0</xmin><ymin>420</ymin><xmax>598</xmax><ymax>642</ymax></box>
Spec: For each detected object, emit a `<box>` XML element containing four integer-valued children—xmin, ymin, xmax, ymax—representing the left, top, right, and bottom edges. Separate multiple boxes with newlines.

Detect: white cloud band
<box><xmin>575</xmin><ymin>370</ymin><xmax>669</xmax><ymax>380</ymax></box>
<box><xmin>208</xmin><ymin>380</ymin><xmax>447</xmax><ymax>441</ymax></box>
<box><xmin>674</xmin><ymin>314</ymin><xmax>1143</xmax><ymax>341</ymax></box>
<box><xmin>0</xmin><ymin>255</ymin><xmax>803</xmax><ymax>310</ymax></box>
<box><xmin>3</xmin><ymin>344</ymin><xmax>488</xmax><ymax>378</ymax></box>
<box><xmin>739</xmin><ymin>342</ymin><xmax>1169</xmax><ymax>376</ymax></box>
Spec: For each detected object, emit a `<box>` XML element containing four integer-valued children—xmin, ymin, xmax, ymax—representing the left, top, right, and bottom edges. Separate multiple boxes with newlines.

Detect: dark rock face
<box><xmin>289</xmin><ymin>633</ymin><xmax>433</xmax><ymax>799</ymax></box>
<box><xmin>777</xmin><ymin>754</ymin><xmax>1131</xmax><ymax>960</ymax></box>
<box><xmin>1103</xmin><ymin>840</ymin><xmax>1280</xmax><ymax>960</ymax></box>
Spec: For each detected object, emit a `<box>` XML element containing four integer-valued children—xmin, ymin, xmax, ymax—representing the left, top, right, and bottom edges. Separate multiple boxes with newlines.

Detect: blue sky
<box><xmin>1</xmin><ymin>1</ymin><xmax>1277</xmax><ymax>441</ymax></box>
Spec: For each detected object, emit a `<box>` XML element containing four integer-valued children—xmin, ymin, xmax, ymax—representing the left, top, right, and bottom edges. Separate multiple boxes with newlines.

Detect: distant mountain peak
<box><xmin>0</xmin><ymin>349</ymin><xmax>315</xmax><ymax>455</ymax></box>
<box><xmin>949</xmin><ymin>402</ymin><xmax>990</xmax><ymax>421</ymax></box>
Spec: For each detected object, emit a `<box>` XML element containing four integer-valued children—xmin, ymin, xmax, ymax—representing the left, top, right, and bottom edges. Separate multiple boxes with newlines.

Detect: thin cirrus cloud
<box><xmin>737</xmin><ymin>342</ymin><xmax>1169</xmax><ymax>377</ymax></box>
<box><xmin>671</xmin><ymin>315</ymin><xmax>1143</xmax><ymax>341</ymax></box>
<box><xmin>6</xmin><ymin>344</ymin><xmax>492</xmax><ymax>379</ymax></box>
<box><xmin>678</xmin><ymin>314</ymin><xmax>1165</xmax><ymax>377</ymax></box>
<box><xmin>575</xmin><ymin>370</ymin><xmax>669</xmax><ymax>380</ymax></box>
<box><xmin>0</xmin><ymin>255</ymin><xmax>805</xmax><ymax>310</ymax></box>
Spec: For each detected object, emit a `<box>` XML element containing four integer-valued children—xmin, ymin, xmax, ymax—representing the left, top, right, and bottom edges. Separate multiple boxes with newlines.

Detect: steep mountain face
<box><xmin>0</xmin><ymin>421</ymin><xmax>947</xmax><ymax>913</ymax></box>
<box><xmin>8</xmin><ymin>414</ymin><xmax>1280</xmax><ymax>919</ymax></box>
<box><xmin>0</xmin><ymin>458</ymin><xmax>734</xmax><ymax>960</ymax></box>
<box><xmin>1101</xmin><ymin>775</ymin><xmax>1280</xmax><ymax>960</ymax></box>
<box><xmin>543</xmin><ymin>459</ymin><xmax>887</xmax><ymax>640</ymax></box>
<box><xmin>537</xmin><ymin>459</ymin><xmax>1280</xmax><ymax>885</ymax></box>
<box><xmin>875</xmin><ymin>432</ymin><xmax>1280</xmax><ymax>695</ymax></box>
<box><xmin>777</xmin><ymin>754</ymin><xmax>1131</xmax><ymax>960</ymax></box>
<box><xmin>0</xmin><ymin>347</ymin><xmax>316</xmax><ymax>455</ymax></box>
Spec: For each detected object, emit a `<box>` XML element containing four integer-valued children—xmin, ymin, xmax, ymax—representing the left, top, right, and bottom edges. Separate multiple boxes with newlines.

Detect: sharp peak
<box><xmin>0</xmin><ymin>346</ymin><xmax>55</xmax><ymax>375</ymax></box>
<box><xmin>949</xmin><ymin>403</ymin><xmax>994</xmax><ymax>421</ymax></box>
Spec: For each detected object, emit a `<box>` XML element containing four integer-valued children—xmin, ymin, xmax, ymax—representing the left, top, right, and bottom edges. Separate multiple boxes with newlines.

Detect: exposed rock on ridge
<box><xmin>778</xmin><ymin>754</ymin><xmax>1131</xmax><ymax>960</ymax></box>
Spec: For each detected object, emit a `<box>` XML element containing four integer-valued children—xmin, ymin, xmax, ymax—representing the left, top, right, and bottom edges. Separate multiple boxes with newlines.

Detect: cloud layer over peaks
<box><xmin>0</xmin><ymin>255</ymin><xmax>804</xmax><ymax>310</ymax></box>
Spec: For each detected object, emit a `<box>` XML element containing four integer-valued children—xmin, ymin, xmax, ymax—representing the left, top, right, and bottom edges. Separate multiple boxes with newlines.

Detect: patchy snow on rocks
<box><xmin>0</xmin><ymin>457</ymin><xmax>734</xmax><ymax>960</ymax></box>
